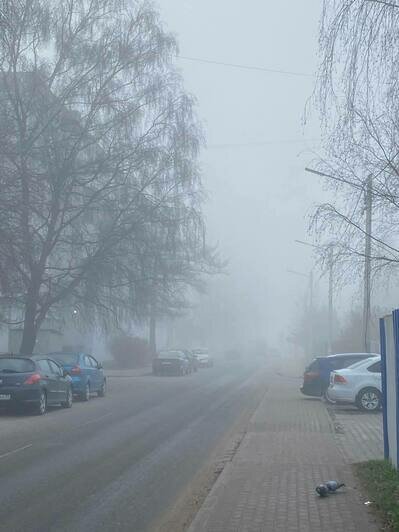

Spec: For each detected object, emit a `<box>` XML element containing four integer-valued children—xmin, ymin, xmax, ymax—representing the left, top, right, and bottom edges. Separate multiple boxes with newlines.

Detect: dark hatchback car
<box><xmin>152</xmin><ymin>350</ymin><xmax>190</xmax><ymax>376</ymax></box>
<box><xmin>0</xmin><ymin>355</ymin><xmax>73</xmax><ymax>415</ymax></box>
<box><xmin>46</xmin><ymin>352</ymin><xmax>106</xmax><ymax>401</ymax></box>
<box><xmin>300</xmin><ymin>353</ymin><xmax>379</xmax><ymax>398</ymax></box>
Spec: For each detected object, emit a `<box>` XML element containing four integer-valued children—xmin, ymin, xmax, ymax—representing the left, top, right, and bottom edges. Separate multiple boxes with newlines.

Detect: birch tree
<box><xmin>0</xmin><ymin>0</ymin><xmax>211</xmax><ymax>353</ymax></box>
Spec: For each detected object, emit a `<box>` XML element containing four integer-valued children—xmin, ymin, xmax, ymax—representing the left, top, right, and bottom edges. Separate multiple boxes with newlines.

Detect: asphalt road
<box><xmin>0</xmin><ymin>360</ymin><xmax>267</xmax><ymax>532</ymax></box>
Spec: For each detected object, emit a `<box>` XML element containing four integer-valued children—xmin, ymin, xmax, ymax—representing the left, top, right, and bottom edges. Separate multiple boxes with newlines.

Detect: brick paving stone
<box><xmin>329</xmin><ymin>406</ymin><xmax>383</xmax><ymax>463</ymax></box>
<box><xmin>189</xmin><ymin>375</ymin><xmax>381</xmax><ymax>532</ymax></box>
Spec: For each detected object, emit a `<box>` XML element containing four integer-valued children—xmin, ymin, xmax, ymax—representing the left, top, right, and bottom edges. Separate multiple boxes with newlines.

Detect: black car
<box><xmin>182</xmin><ymin>350</ymin><xmax>198</xmax><ymax>372</ymax></box>
<box><xmin>0</xmin><ymin>355</ymin><xmax>73</xmax><ymax>415</ymax></box>
<box><xmin>152</xmin><ymin>350</ymin><xmax>190</xmax><ymax>376</ymax></box>
<box><xmin>300</xmin><ymin>353</ymin><xmax>379</xmax><ymax>398</ymax></box>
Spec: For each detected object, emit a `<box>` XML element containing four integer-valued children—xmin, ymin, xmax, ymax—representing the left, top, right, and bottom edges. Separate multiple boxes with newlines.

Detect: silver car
<box><xmin>192</xmin><ymin>348</ymin><xmax>213</xmax><ymax>368</ymax></box>
<box><xmin>327</xmin><ymin>356</ymin><xmax>381</xmax><ymax>411</ymax></box>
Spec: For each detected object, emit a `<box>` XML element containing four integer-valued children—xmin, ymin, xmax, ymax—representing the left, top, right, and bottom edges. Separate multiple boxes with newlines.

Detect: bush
<box><xmin>109</xmin><ymin>336</ymin><xmax>153</xmax><ymax>369</ymax></box>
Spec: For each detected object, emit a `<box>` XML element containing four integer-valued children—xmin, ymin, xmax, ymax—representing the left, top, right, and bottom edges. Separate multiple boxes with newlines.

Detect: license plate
<box><xmin>162</xmin><ymin>362</ymin><xmax>172</xmax><ymax>365</ymax></box>
<box><xmin>0</xmin><ymin>394</ymin><xmax>11</xmax><ymax>400</ymax></box>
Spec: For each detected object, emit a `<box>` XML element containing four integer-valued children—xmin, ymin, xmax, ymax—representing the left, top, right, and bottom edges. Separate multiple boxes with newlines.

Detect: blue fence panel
<box><xmin>380</xmin><ymin>317</ymin><xmax>389</xmax><ymax>460</ymax></box>
<box><xmin>392</xmin><ymin>309</ymin><xmax>399</xmax><ymax>468</ymax></box>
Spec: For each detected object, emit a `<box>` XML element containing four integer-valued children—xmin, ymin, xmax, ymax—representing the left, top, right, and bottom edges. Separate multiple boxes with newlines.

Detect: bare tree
<box><xmin>310</xmin><ymin>0</ymin><xmax>399</xmax><ymax>292</ymax></box>
<box><xmin>0</xmin><ymin>0</ymin><xmax>211</xmax><ymax>353</ymax></box>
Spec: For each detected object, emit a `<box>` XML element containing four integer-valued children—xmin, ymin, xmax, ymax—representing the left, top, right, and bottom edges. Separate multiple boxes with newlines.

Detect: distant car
<box><xmin>192</xmin><ymin>348</ymin><xmax>213</xmax><ymax>368</ymax></box>
<box><xmin>327</xmin><ymin>356</ymin><xmax>382</xmax><ymax>411</ymax></box>
<box><xmin>46</xmin><ymin>352</ymin><xmax>106</xmax><ymax>401</ymax></box>
<box><xmin>182</xmin><ymin>350</ymin><xmax>198</xmax><ymax>372</ymax></box>
<box><xmin>153</xmin><ymin>350</ymin><xmax>190</xmax><ymax>376</ymax></box>
<box><xmin>0</xmin><ymin>355</ymin><xmax>73</xmax><ymax>415</ymax></box>
<box><xmin>300</xmin><ymin>353</ymin><xmax>379</xmax><ymax>398</ymax></box>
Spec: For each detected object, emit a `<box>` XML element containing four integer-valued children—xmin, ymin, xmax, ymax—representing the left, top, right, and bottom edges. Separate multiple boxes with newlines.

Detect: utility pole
<box><xmin>309</xmin><ymin>270</ymin><xmax>314</xmax><ymax>357</ymax></box>
<box><xmin>328</xmin><ymin>247</ymin><xmax>334</xmax><ymax>355</ymax></box>
<box><xmin>363</xmin><ymin>175</ymin><xmax>372</xmax><ymax>353</ymax></box>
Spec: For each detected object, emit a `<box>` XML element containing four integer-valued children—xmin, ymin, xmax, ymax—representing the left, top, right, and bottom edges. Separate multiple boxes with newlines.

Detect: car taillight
<box><xmin>334</xmin><ymin>373</ymin><xmax>347</xmax><ymax>384</ymax></box>
<box><xmin>71</xmin><ymin>366</ymin><xmax>81</xmax><ymax>375</ymax></box>
<box><xmin>304</xmin><ymin>371</ymin><xmax>319</xmax><ymax>381</ymax></box>
<box><xmin>24</xmin><ymin>373</ymin><xmax>41</xmax><ymax>385</ymax></box>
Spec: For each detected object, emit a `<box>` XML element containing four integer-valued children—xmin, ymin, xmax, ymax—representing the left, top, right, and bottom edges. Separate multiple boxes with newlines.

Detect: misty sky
<box><xmin>158</xmin><ymin>1</ymin><xmax>330</xmax><ymax>349</ymax></box>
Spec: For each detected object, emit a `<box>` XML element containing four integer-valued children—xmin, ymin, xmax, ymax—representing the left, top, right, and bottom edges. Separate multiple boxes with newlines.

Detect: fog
<box><xmin>158</xmin><ymin>1</ymin><xmax>327</xmax><ymax>355</ymax></box>
<box><xmin>0</xmin><ymin>0</ymin><xmax>393</xmax><ymax>361</ymax></box>
<box><xmin>0</xmin><ymin>4</ymin><xmax>392</xmax><ymax>531</ymax></box>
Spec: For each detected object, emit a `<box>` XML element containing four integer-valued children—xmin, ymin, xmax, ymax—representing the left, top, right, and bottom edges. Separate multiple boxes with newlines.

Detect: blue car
<box><xmin>47</xmin><ymin>352</ymin><xmax>106</xmax><ymax>401</ymax></box>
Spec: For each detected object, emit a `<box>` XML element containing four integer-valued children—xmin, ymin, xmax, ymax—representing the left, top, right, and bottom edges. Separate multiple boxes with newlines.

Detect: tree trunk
<box><xmin>19</xmin><ymin>290</ymin><xmax>39</xmax><ymax>355</ymax></box>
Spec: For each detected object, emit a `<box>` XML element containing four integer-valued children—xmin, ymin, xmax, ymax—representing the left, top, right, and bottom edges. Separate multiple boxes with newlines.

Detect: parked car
<box><xmin>182</xmin><ymin>350</ymin><xmax>198</xmax><ymax>372</ymax></box>
<box><xmin>192</xmin><ymin>348</ymin><xmax>213</xmax><ymax>368</ymax></box>
<box><xmin>0</xmin><ymin>355</ymin><xmax>73</xmax><ymax>415</ymax></box>
<box><xmin>46</xmin><ymin>352</ymin><xmax>106</xmax><ymax>401</ymax></box>
<box><xmin>152</xmin><ymin>350</ymin><xmax>190</xmax><ymax>376</ymax></box>
<box><xmin>327</xmin><ymin>356</ymin><xmax>382</xmax><ymax>411</ymax></box>
<box><xmin>300</xmin><ymin>353</ymin><xmax>379</xmax><ymax>398</ymax></box>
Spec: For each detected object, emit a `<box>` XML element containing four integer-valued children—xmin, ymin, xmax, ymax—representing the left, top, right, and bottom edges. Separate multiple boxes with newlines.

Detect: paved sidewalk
<box><xmin>329</xmin><ymin>405</ymin><xmax>383</xmax><ymax>463</ymax></box>
<box><xmin>189</xmin><ymin>375</ymin><xmax>380</xmax><ymax>532</ymax></box>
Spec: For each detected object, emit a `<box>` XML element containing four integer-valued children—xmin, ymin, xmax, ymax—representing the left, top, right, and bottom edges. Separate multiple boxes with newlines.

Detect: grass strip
<box><xmin>355</xmin><ymin>459</ymin><xmax>399</xmax><ymax>530</ymax></box>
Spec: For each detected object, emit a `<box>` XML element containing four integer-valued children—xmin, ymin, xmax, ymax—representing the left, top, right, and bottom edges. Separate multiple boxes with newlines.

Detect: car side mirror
<box><xmin>97</xmin><ymin>363</ymin><xmax>103</xmax><ymax>369</ymax></box>
<box><xmin>63</xmin><ymin>369</ymin><xmax>69</xmax><ymax>377</ymax></box>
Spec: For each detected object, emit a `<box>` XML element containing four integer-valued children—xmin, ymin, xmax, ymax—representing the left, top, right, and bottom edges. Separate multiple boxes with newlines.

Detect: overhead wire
<box><xmin>207</xmin><ymin>138</ymin><xmax>320</xmax><ymax>149</ymax></box>
<box><xmin>176</xmin><ymin>55</ymin><xmax>314</xmax><ymax>78</ymax></box>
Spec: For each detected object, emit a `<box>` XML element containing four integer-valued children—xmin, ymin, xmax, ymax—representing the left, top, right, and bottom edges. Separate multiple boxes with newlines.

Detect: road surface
<box><xmin>0</xmin><ymin>360</ymin><xmax>267</xmax><ymax>532</ymax></box>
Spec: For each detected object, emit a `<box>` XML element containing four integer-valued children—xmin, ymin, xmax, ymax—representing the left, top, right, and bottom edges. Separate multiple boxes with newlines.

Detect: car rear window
<box><xmin>159</xmin><ymin>351</ymin><xmax>181</xmax><ymax>359</ymax></box>
<box><xmin>47</xmin><ymin>353</ymin><xmax>79</xmax><ymax>365</ymax></box>
<box><xmin>329</xmin><ymin>355</ymin><xmax>371</xmax><ymax>370</ymax></box>
<box><xmin>0</xmin><ymin>358</ymin><xmax>35</xmax><ymax>373</ymax></box>
<box><xmin>306</xmin><ymin>359</ymin><xmax>320</xmax><ymax>371</ymax></box>
<box><xmin>347</xmin><ymin>357</ymin><xmax>379</xmax><ymax>370</ymax></box>
<box><xmin>368</xmin><ymin>361</ymin><xmax>381</xmax><ymax>373</ymax></box>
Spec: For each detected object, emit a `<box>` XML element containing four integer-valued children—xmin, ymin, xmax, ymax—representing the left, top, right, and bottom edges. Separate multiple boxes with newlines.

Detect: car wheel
<box><xmin>82</xmin><ymin>383</ymin><xmax>90</xmax><ymax>402</ymax></box>
<box><xmin>98</xmin><ymin>380</ymin><xmax>106</xmax><ymax>397</ymax></box>
<box><xmin>34</xmin><ymin>390</ymin><xmax>47</xmax><ymax>415</ymax></box>
<box><xmin>62</xmin><ymin>386</ymin><xmax>73</xmax><ymax>408</ymax></box>
<box><xmin>356</xmin><ymin>387</ymin><xmax>381</xmax><ymax>412</ymax></box>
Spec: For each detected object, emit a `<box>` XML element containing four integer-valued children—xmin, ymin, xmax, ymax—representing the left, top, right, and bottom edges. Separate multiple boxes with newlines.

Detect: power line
<box><xmin>177</xmin><ymin>55</ymin><xmax>314</xmax><ymax>78</ymax></box>
<box><xmin>208</xmin><ymin>138</ymin><xmax>320</xmax><ymax>149</ymax></box>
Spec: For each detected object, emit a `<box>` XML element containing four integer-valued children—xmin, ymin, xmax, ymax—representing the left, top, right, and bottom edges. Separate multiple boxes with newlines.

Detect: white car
<box><xmin>327</xmin><ymin>356</ymin><xmax>381</xmax><ymax>411</ymax></box>
<box><xmin>192</xmin><ymin>348</ymin><xmax>213</xmax><ymax>368</ymax></box>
